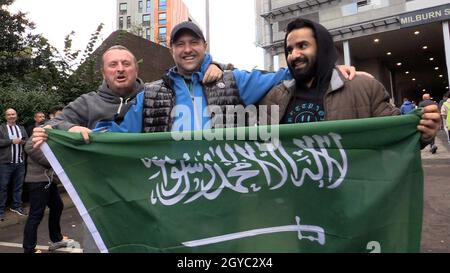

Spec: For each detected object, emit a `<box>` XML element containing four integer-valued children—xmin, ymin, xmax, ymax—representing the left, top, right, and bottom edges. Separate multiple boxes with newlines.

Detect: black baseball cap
<box><xmin>170</xmin><ymin>21</ymin><xmax>206</xmax><ymax>46</ymax></box>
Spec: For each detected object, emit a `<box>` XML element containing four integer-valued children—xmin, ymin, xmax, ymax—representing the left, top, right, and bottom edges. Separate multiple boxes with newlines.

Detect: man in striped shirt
<box><xmin>0</xmin><ymin>108</ymin><xmax>28</xmax><ymax>221</ymax></box>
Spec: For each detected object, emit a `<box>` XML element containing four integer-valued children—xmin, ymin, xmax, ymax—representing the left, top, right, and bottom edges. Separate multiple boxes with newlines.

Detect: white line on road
<box><xmin>0</xmin><ymin>241</ymin><xmax>83</xmax><ymax>253</ymax></box>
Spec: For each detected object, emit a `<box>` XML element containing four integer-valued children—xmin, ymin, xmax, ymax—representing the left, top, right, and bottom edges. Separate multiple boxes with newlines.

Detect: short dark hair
<box><xmin>49</xmin><ymin>105</ymin><xmax>64</xmax><ymax>116</ymax></box>
<box><xmin>284</xmin><ymin>18</ymin><xmax>318</xmax><ymax>58</ymax></box>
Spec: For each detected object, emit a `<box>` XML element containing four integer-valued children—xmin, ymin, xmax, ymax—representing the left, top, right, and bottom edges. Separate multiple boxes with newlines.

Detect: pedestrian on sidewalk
<box><xmin>441</xmin><ymin>94</ymin><xmax>450</xmax><ymax>143</ymax></box>
<box><xmin>0</xmin><ymin>108</ymin><xmax>28</xmax><ymax>222</ymax></box>
<box><xmin>22</xmin><ymin>113</ymin><xmax>73</xmax><ymax>253</ymax></box>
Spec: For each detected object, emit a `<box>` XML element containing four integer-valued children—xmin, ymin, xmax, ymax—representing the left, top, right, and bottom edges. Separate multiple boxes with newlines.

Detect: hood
<box><xmin>97</xmin><ymin>78</ymin><xmax>145</xmax><ymax>103</ymax></box>
<box><xmin>284</xmin><ymin>18</ymin><xmax>337</xmax><ymax>93</ymax></box>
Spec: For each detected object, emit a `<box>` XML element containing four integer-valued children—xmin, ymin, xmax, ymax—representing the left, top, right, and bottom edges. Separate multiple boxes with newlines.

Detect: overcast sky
<box><xmin>9</xmin><ymin>0</ymin><xmax>264</xmax><ymax>70</ymax></box>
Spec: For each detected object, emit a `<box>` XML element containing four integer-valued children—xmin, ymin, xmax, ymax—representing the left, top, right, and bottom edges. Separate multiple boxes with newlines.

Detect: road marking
<box><xmin>0</xmin><ymin>241</ymin><xmax>83</xmax><ymax>253</ymax></box>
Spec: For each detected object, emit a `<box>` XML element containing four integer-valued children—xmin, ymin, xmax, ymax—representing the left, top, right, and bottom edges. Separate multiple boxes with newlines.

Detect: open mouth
<box><xmin>294</xmin><ymin>61</ymin><xmax>307</xmax><ymax>70</ymax></box>
<box><xmin>116</xmin><ymin>75</ymin><xmax>127</xmax><ymax>82</ymax></box>
<box><xmin>183</xmin><ymin>56</ymin><xmax>196</xmax><ymax>61</ymax></box>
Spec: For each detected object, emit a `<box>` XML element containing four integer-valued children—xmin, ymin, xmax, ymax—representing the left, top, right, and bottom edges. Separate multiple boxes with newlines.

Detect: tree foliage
<box><xmin>0</xmin><ymin>0</ymin><xmax>104</xmax><ymax>125</ymax></box>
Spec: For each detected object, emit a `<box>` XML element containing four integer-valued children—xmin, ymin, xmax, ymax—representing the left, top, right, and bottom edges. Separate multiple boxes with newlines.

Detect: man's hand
<box><xmin>418</xmin><ymin>105</ymin><xmax>441</xmax><ymax>142</ymax></box>
<box><xmin>68</xmin><ymin>126</ymin><xmax>92</xmax><ymax>144</ymax></box>
<box><xmin>203</xmin><ymin>64</ymin><xmax>223</xmax><ymax>84</ymax></box>
<box><xmin>336</xmin><ymin>65</ymin><xmax>374</xmax><ymax>80</ymax></box>
<box><xmin>337</xmin><ymin>65</ymin><xmax>355</xmax><ymax>80</ymax></box>
<box><xmin>12</xmin><ymin>138</ymin><xmax>23</xmax><ymax>145</ymax></box>
<box><xmin>32</xmin><ymin>126</ymin><xmax>52</xmax><ymax>148</ymax></box>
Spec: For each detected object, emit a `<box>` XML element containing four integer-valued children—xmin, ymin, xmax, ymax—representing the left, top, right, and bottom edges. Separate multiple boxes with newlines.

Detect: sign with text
<box><xmin>399</xmin><ymin>4</ymin><xmax>450</xmax><ymax>28</ymax></box>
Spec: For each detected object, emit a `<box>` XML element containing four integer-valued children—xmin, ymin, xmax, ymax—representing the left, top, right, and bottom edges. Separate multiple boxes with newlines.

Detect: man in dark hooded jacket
<box><xmin>259</xmin><ymin>18</ymin><xmax>440</xmax><ymax>144</ymax></box>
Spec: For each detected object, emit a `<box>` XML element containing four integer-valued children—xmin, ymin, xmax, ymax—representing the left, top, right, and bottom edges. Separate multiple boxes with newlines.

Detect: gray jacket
<box><xmin>24</xmin><ymin>138</ymin><xmax>57</xmax><ymax>183</ymax></box>
<box><xmin>48</xmin><ymin>79</ymin><xmax>145</xmax><ymax>130</ymax></box>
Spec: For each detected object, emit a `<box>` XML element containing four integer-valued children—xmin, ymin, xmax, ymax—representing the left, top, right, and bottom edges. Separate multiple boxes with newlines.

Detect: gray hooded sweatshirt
<box><xmin>48</xmin><ymin>79</ymin><xmax>145</xmax><ymax>130</ymax></box>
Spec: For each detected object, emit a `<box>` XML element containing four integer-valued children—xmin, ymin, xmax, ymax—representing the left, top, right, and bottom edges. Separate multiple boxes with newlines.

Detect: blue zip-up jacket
<box><xmin>94</xmin><ymin>53</ymin><xmax>291</xmax><ymax>133</ymax></box>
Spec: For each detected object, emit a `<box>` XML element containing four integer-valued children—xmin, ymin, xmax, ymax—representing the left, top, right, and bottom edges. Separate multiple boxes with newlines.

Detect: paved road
<box><xmin>420</xmin><ymin>130</ymin><xmax>450</xmax><ymax>253</ymax></box>
<box><xmin>1</xmin><ymin>131</ymin><xmax>449</xmax><ymax>253</ymax></box>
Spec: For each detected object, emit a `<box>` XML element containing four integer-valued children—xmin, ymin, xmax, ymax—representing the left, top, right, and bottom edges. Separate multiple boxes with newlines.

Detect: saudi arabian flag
<box><xmin>42</xmin><ymin>112</ymin><xmax>424</xmax><ymax>253</ymax></box>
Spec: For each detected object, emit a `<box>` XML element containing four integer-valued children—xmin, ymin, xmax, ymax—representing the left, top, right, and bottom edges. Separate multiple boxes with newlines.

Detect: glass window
<box><xmin>142</xmin><ymin>14</ymin><xmax>150</xmax><ymax>26</ymax></box>
<box><xmin>146</xmin><ymin>28</ymin><xmax>151</xmax><ymax>40</ymax></box>
<box><xmin>357</xmin><ymin>0</ymin><xmax>370</xmax><ymax>7</ymax></box>
<box><xmin>146</xmin><ymin>0</ymin><xmax>151</xmax><ymax>12</ymax></box>
<box><xmin>158</xmin><ymin>13</ymin><xmax>167</xmax><ymax>25</ymax></box>
<box><xmin>138</xmin><ymin>1</ymin><xmax>143</xmax><ymax>13</ymax></box>
<box><xmin>127</xmin><ymin>16</ymin><xmax>131</xmax><ymax>29</ymax></box>
<box><xmin>341</xmin><ymin>3</ymin><xmax>357</xmax><ymax>16</ymax></box>
<box><xmin>119</xmin><ymin>17</ymin><xmax>124</xmax><ymax>29</ymax></box>
<box><xmin>159</xmin><ymin>27</ymin><xmax>167</xmax><ymax>41</ymax></box>
<box><xmin>119</xmin><ymin>3</ymin><xmax>127</xmax><ymax>15</ymax></box>
<box><xmin>159</xmin><ymin>0</ymin><xmax>166</xmax><ymax>11</ymax></box>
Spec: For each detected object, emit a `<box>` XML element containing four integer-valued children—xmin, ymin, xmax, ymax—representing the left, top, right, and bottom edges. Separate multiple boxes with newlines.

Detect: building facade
<box><xmin>255</xmin><ymin>0</ymin><xmax>450</xmax><ymax>104</ymax></box>
<box><xmin>116</xmin><ymin>0</ymin><xmax>189</xmax><ymax>46</ymax></box>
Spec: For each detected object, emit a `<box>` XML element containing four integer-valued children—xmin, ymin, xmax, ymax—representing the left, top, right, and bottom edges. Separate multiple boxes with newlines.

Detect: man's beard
<box><xmin>288</xmin><ymin>57</ymin><xmax>316</xmax><ymax>87</ymax></box>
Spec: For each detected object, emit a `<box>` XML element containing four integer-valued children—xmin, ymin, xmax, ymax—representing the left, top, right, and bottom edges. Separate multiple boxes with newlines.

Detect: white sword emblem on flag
<box><xmin>182</xmin><ymin>216</ymin><xmax>325</xmax><ymax>247</ymax></box>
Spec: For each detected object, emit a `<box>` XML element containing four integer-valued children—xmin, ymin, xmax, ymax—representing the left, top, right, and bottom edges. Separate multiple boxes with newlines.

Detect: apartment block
<box><xmin>116</xmin><ymin>0</ymin><xmax>189</xmax><ymax>46</ymax></box>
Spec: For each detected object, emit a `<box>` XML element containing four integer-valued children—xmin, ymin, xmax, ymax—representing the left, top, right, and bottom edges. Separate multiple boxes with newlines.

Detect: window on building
<box><xmin>127</xmin><ymin>16</ymin><xmax>131</xmax><ymax>29</ymax></box>
<box><xmin>146</xmin><ymin>0</ymin><xmax>151</xmax><ymax>13</ymax></box>
<box><xmin>138</xmin><ymin>1</ymin><xmax>143</xmax><ymax>13</ymax></box>
<box><xmin>159</xmin><ymin>0</ymin><xmax>167</xmax><ymax>11</ymax></box>
<box><xmin>357</xmin><ymin>0</ymin><xmax>370</xmax><ymax>7</ymax></box>
<box><xmin>159</xmin><ymin>27</ymin><xmax>167</xmax><ymax>42</ymax></box>
<box><xmin>146</xmin><ymin>28</ymin><xmax>151</xmax><ymax>40</ymax></box>
<box><xmin>119</xmin><ymin>3</ymin><xmax>127</xmax><ymax>15</ymax></box>
<box><xmin>119</xmin><ymin>17</ymin><xmax>124</xmax><ymax>29</ymax></box>
<box><xmin>142</xmin><ymin>14</ymin><xmax>150</xmax><ymax>26</ymax></box>
<box><xmin>158</xmin><ymin>13</ymin><xmax>167</xmax><ymax>25</ymax></box>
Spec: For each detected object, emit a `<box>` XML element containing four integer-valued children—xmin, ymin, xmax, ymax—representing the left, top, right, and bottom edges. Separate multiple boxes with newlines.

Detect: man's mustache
<box><xmin>291</xmin><ymin>57</ymin><xmax>309</xmax><ymax>66</ymax></box>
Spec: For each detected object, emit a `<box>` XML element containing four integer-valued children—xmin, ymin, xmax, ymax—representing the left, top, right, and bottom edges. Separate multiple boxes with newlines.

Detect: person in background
<box><xmin>0</xmin><ymin>108</ymin><xmax>28</xmax><ymax>221</ymax></box>
<box><xmin>48</xmin><ymin>106</ymin><xmax>64</xmax><ymax>120</ymax></box>
<box><xmin>441</xmin><ymin>93</ymin><xmax>450</xmax><ymax>143</ymax></box>
<box><xmin>400</xmin><ymin>98</ymin><xmax>416</xmax><ymax>115</ymax></box>
<box><xmin>26</xmin><ymin>112</ymin><xmax>46</xmax><ymax>137</ymax></box>
<box><xmin>23</xmin><ymin>104</ymin><xmax>71</xmax><ymax>253</ymax></box>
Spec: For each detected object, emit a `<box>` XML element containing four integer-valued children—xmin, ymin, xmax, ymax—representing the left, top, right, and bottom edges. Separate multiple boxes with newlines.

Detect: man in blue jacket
<box><xmin>97</xmin><ymin>21</ymin><xmax>357</xmax><ymax>133</ymax></box>
<box><xmin>400</xmin><ymin>98</ymin><xmax>416</xmax><ymax>115</ymax></box>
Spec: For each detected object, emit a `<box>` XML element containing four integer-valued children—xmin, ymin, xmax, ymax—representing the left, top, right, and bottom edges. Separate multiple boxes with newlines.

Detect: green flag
<box><xmin>42</xmin><ymin>113</ymin><xmax>423</xmax><ymax>253</ymax></box>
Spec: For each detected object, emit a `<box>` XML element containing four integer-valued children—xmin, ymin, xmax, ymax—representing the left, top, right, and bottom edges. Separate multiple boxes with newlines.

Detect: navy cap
<box><xmin>170</xmin><ymin>21</ymin><xmax>206</xmax><ymax>46</ymax></box>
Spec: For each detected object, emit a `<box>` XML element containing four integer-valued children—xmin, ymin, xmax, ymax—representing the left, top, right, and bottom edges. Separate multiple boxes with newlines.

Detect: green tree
<box><xmin>0</xmin><ymin>0</ymin><xmax>105</xmax><ymax>125</ymax></box>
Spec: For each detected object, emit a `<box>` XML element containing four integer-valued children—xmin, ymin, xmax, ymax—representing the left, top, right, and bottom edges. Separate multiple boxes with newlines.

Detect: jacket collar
<box><xmin>329</xmin><ymin>68</ymin><xmax>345</xmax><ymax>92</ymax></box>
